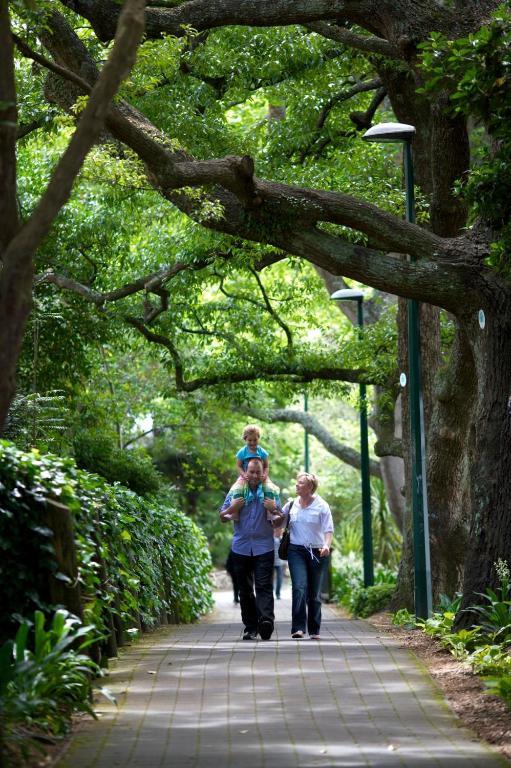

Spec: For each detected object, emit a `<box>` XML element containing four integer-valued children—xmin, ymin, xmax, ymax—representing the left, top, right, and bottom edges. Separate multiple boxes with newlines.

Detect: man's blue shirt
<box><xmin>221</xmin><ymin>482</ymin><xmax>280</xmax><ymax>556</ymax></box>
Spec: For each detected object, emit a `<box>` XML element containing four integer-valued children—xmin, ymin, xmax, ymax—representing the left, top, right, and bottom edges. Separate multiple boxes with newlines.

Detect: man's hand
<box><xmin>263</xmin><ymin>498</ymin><xmax>276</xmax><ymax>513</ymax></box>
<box><xmin>232</xmin><ymin>497</ymin><xmax>245</xmax><ymax>511</ymax></box>
<box><xmin>319</xmin><ymin>546</ymin><xmax>330</xmax><ymax>558</ymax></box>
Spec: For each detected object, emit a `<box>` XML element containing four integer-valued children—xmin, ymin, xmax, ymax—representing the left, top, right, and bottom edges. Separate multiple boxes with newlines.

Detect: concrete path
<box><xmin>57</xmin><ymin>590</ymin><xmax>506</xmax><ymax>768</ymax></box>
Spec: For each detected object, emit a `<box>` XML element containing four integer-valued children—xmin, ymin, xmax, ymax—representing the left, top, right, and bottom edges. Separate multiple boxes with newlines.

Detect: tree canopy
<box><xmin>2</xmin><ymin>0</ymin><xmax>511</xmax><ymax>618</ymax></box>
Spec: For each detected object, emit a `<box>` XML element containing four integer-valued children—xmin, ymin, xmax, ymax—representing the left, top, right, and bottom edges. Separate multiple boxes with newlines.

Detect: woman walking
<box><xmin>285</xmin><ymin>472</ymin><xmax>333</xmax><ymax>640</ymax></box>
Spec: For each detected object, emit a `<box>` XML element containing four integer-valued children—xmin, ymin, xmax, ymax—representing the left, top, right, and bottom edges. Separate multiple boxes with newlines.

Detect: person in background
<box><xmin>225</xmin><ymin>549</ymin><xmax>239</xmax><ymax>604</ymax></box>
<box><xmin>273</xmin><ymin>527</ymin><xmax>284</xmax><ymax>599</ymax></box>
<box><xmin>283</xmin><ymin>472</ymin><xmax>333</xmax><ymax>640</ymax></box>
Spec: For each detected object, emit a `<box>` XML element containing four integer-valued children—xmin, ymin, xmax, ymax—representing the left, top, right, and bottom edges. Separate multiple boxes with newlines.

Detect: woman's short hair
<box><xmin>297</xmin><ymin>472</ymin><xmax>319</xmax><ymax>493</ymax></box>
<box><xmin>242</xmin><ymin>424</ymin><xmax>261</xmax><ymax>439</ymax></box>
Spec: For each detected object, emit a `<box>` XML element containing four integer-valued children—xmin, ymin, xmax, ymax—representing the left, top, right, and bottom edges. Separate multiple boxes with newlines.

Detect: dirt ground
<box><xmin>368</xmin><ymin>611</ymin><xmax>511</xmax><ymax>764</ymax></box>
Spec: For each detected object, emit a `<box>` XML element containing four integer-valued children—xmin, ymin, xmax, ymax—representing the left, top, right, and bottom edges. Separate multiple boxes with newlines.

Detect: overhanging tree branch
<box><xmin>245</xmin><ymin>406</ymin><xmax>382</xmax><ymax>477</ymax></box>
<box><xmin>4</xmin><ymin>0</ymin><xmax>146</xmax><ymax>265</ymax></box>
<box><xmin>0</xmin><ymin>0</ymin><xmax>146</xmax><ymax>433</ymax></box>
<box><xmin>249</xmin><ymin>268</ymin><xmax>293</xmax><ymax>352</ymax></box>
<box><xmin>298</xmin><ymin>77</ymin><xmax>383</xmax><ymax>162</ymax></box>
<box><xmin>35</xmin><ymin>259</ymin><xmax>204</xmax><ymax>305</ymax></box>
<box><xmin>125</xmin><ymin>316</ymin><xmax>370</xmax><ymax>391</ymax></box>
<box><xmin>58</xmin><ymin>0</ymin><xmax>482</xmax><ymax>47</ymax></box>
<box><xmin>306</xmin><ymin>22</ymin><xmax>399</xmax><ymax>58</ymax></box>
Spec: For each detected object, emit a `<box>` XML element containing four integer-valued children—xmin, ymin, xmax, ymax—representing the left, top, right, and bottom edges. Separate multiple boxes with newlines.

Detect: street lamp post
<box><xmin>362</xmin><ymin>122</ymin><xmax>432</xmax><ymax>618</ymax></box>
<box><xmin>331</xmin><ymin>288</ymin><xmax>374</xmax><ymax>587</ymax></box>
<box><xmin>304</xmin><ymin>392</ymin><xmax>310</xmax><ymax>472</ymax></box>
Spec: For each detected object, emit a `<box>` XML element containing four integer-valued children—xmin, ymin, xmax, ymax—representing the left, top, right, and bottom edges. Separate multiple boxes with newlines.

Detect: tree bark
<box><xmin>456</xmin><ymin>292</ymin><xmax>511</xmax><ymax>623</ymax></box>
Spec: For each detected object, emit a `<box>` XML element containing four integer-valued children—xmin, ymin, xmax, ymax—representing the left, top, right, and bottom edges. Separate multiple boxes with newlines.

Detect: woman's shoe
<box><xmin>291</xmin><ymin>630</ymin><xmax>304</xmax><ymax>639</ymax></box>
<box><xmin>310</xmin><ymin>634</ymin><xmax>321</xmax><ymax>640</ymax></box>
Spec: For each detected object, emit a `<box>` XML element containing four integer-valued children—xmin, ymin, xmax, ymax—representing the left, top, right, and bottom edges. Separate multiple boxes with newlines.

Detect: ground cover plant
<box><xmin>0</xmin><ymin>610</ymin><xmax>107</xmax><ymax>765</ymax></box>
<box><xmin>392</xmin><ymin>561</ymin><xmax>511</xmax><ymax>708</ymax></box>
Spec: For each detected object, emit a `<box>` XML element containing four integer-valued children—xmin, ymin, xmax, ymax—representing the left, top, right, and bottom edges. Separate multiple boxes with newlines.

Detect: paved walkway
<box><xmin>57</xmin><ymin>590</ymin><xmax>506</xmax><ymax>767</ymax></box>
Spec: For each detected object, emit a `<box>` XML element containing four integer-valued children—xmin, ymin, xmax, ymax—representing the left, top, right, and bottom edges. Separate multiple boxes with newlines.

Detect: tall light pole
<box><xmin>331</xmin><ymin>288</ymin><xmax>373</xmax><ymax>587</ymax></box>
<box><xmin>304</xmin><ymin>392</ymin><xmax>310</xmax><ymax>472</ymax></box>
<box><xmin>362</xmin><ymin>122</ymin><xmax>432</xmax><ymax>618</ymax></box>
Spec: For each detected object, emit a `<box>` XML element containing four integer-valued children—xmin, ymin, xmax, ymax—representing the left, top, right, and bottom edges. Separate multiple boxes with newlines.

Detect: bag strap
<box><xmin>283</xmin><ymin>499</ymin><xmax>294</xmax><ymax>532</ymax></box>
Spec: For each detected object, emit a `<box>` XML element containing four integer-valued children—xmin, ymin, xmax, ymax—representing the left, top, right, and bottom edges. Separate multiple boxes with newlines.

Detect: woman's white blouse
<box><xmin>286</xmin><ymin>495</ymin><xmax>334</xmax><ymax>547</ymax></box>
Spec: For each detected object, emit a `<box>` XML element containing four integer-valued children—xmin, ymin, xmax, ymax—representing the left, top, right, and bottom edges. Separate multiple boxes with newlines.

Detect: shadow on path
<box><xmin>56</xmin><ymin>590</ymin><xmax>506</xmax><ymax>767</ymax></box>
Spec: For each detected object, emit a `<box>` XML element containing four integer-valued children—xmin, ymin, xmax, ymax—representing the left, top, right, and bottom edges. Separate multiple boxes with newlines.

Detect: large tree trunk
<box><xmin>427</xmin><ymin>326</ymin><xmax>476</xmax><ymax>601</ymax></box>
<box><xmin>381</xmin><ymin>61</ymin><xmax>473</xmax><ymax>607</ymax></box>
<box><xmin>0</xmin><ymin>259</ymin><xmax>33</xmax><ymax>431</ymax></box>
<box><xmin>456</xmin><ymin>299</ymin><xmax>511</xmax><ymax>624</ymax></box>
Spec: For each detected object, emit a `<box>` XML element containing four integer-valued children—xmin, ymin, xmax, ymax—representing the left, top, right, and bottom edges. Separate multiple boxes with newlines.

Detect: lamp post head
<box><xmin>330</xmin><ymin>288</ymin><xmax>365</xmax><ymax>302</ymax></box>
<box><xmin>363</xmin><ymin>122</ymin><xmax>415</xmax><ymax>143</ymax></box>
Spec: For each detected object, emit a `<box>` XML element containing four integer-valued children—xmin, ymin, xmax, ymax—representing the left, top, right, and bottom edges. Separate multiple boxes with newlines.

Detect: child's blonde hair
<box><xmin>242</xmin><ymin>424</ymin><xmax>261</xmax><ymax>440</ymax></box>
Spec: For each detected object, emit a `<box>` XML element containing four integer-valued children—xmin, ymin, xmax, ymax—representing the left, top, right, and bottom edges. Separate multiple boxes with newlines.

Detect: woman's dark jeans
<box><xmin>288</xmin><ymin>543</ymin><xmax>328</xmax><ymax>635</ymax></box>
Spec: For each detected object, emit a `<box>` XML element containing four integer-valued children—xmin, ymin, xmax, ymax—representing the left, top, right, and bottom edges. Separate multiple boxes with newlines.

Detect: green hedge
<box><xmin>0</xmin><ymin>441</ymin><xmax>213</xmax><ymax>646</ymax></box>
<box><xmin>331</xmin><ymin>553</ymin><xmax>396</xmax><ymax>617</ymax></box>
<box><xmin>350</xmin><ymin>584</ymin><xmax>396</xmax><ymax>618</ymax></box>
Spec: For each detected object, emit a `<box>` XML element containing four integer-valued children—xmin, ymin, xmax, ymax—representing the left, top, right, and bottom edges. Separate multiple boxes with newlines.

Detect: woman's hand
<box><xmin>319</xmin><ymin>546</ymin><xmax>330</xmax><ymax>558</ymax></box>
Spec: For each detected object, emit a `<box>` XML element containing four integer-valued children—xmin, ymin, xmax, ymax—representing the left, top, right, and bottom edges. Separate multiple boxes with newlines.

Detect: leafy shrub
<box><xmin>0</xmin><ymin>441</ymin><xmax>213</xmax><ymax>645</ymax></box>
<box><xmin>392</xmin><ymin>608</ymin><xmax>416</xmax><ymax>628</ymax></box>
<box><xmin>331</xmin><ymin>552</ymin><xmax>365</xmax><ymax>607</ymax></box>
<box><xmin>437</xmin><ymin>592</ymin><xmax>462</xmax><ymax>614</ymax></box>
<box><xmin>350</xmin><ymin>584</ymin><xmax>396</xmax><ymax>618</ymax></box>
<box><xmin>4</xmin><ymin>390</ymin><xmax>68</xmax><ymax>451</ymax></box>
<box><xmin>73</xmin><ymin>431</ymin><xmax>161</xmax><ymax>496</ymax></box>
<box><xmin>1</xmin><ymin>610</ymin><xmax>109</xmax><ymax>762</ymax></box>
<box><xmin>483</xmin><ymin>674</ymin><xmax>511</xmax><ymax>706</ymax></box>
<box><xmin>470</xmin><ymin>560</ymin><xmax>511</xmax><ymax>645</ymax></box>
<box><xmin>438</xmin><ymin>628</ymin><xmax>482</xmax><ymax>660</ymax></box>
<box><xmin>331</xmin><ymin>553</ymin><xmax>397</xmax><ymax>616</ymax></box>
<box><xmin>418</xmin><ymin>610</ymin><xmax>456</xmax><ymax>638</ymax></box>
<box><xmin>468</xmin><ymin>644</ymin><xmax>511</xmax><ymax>676</ymax></box>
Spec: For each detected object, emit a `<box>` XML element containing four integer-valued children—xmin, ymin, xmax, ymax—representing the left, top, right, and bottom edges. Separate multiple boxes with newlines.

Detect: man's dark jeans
<box><xmin>288</xmin><ymin>543</ymin><xmax>328</xmax><ymax>635</ymax></box>
<box><xmin>231</xmin><ymin>550</ymin><xmax>274</xmax><ymax>633</ymax></box>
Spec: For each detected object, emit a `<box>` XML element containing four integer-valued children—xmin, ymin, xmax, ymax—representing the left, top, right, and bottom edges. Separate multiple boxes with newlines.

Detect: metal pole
<box><xmin>357</xmin><ymin>299</ymin><xmax>374</xmax><ymax>587</ymax></box>
<box><xmin>304</xmin><ymin>392</ymin><xmax>310</xmax><ymax>472</ymax></box>
<box><xmin>404</xmin><ymin>141</ymin><xmax>432</xmax><ymax>618</ymax></box>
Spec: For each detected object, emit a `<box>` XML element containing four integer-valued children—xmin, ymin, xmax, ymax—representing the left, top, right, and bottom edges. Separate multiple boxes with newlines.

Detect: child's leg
<box><xmin>228</xmin><ymin>478</ymin><xmax>247</xmax><ymax>521</ymax></box>
<box><xmin>263</xmin><ymin>482</ymin><xmax>280</xmax><ymax>520</ymax></box>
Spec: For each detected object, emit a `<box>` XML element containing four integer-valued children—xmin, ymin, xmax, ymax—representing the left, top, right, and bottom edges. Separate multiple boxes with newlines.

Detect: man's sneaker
<box><xmin>243</xmin><ymin>630</ymin><xmax>257</xmax><ymax>641</ymax></box>
<box><xmin>259</xmin><ymin>620</ymin><xmax>274</xmax><ymax>641</ymax></box>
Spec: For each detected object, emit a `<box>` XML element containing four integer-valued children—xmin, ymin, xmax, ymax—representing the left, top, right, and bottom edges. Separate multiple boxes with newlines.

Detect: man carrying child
<box><xmin>220</xmin><ymin>456</ymin><xmax>283</xmax><ymax>641</ymax></box>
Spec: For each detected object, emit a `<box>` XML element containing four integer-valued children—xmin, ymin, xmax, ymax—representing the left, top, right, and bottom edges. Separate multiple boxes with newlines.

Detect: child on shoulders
<box><xmin>224</xmin><ymin>424</ymin><xmax>280</xmax><ymax>522</ymax></box>
<box><xmin>236</xmin><ymin>424</ymin><xmax>269</xmax><ymax>480</ymax></box>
